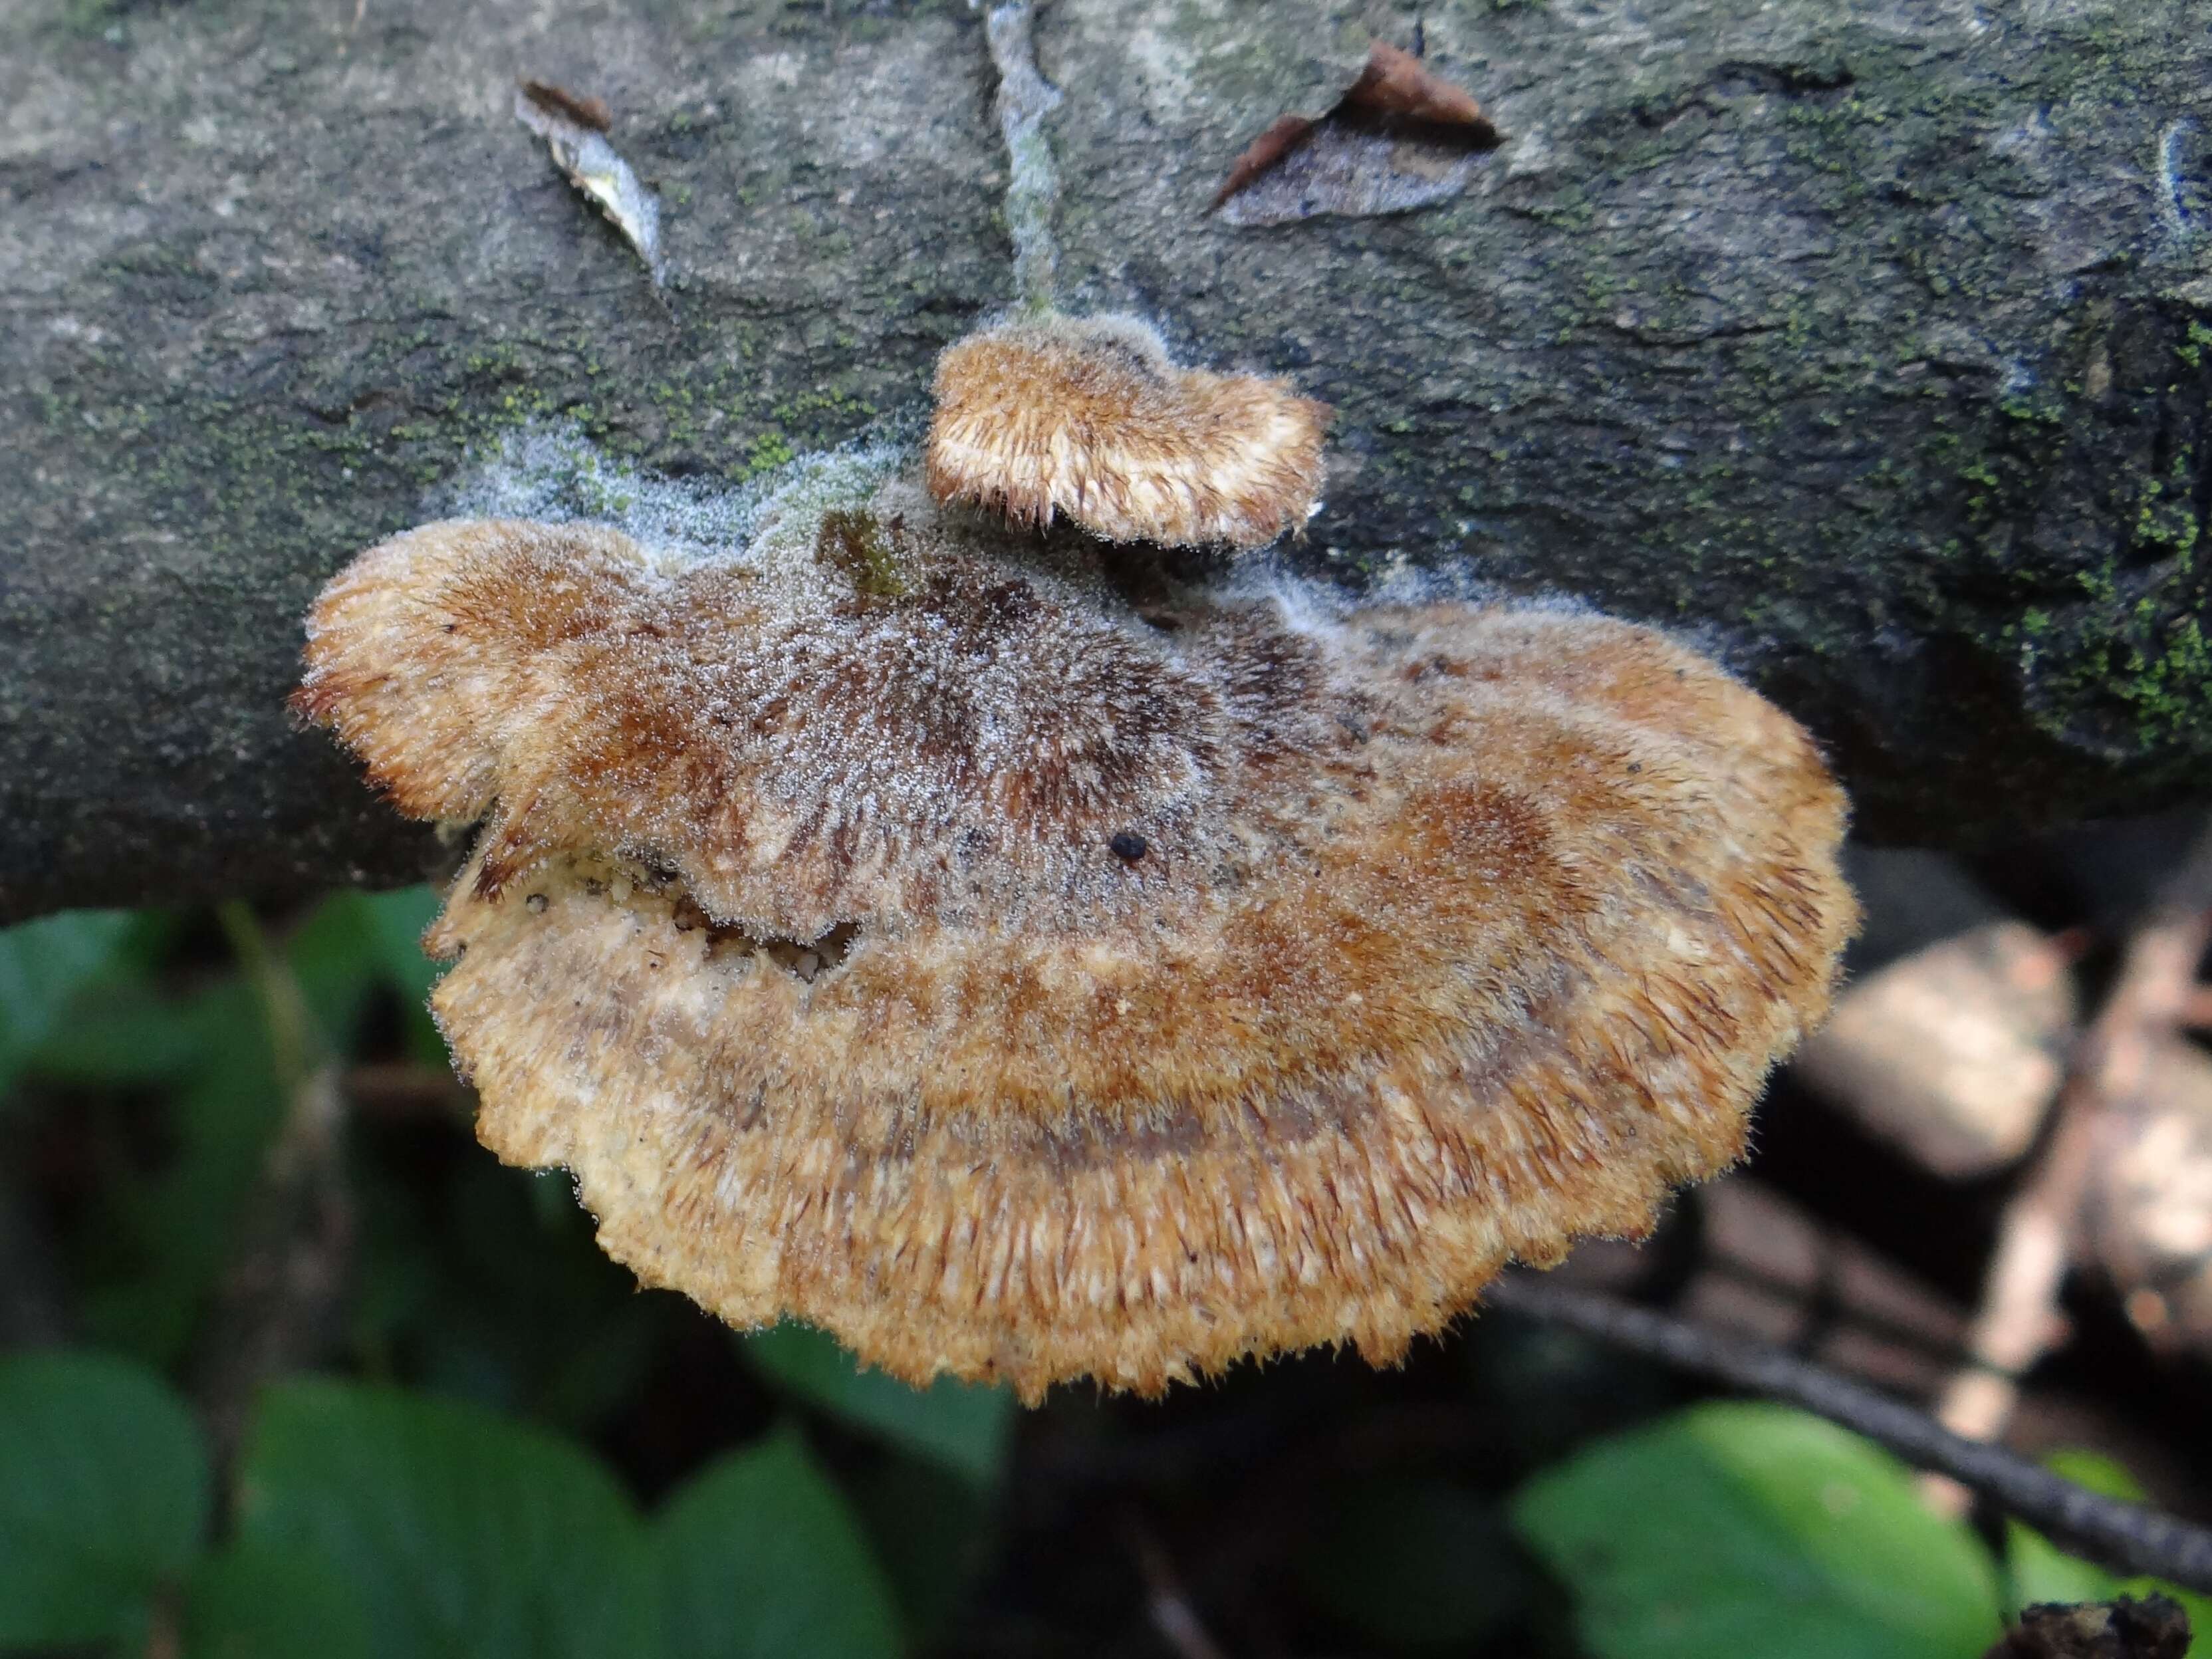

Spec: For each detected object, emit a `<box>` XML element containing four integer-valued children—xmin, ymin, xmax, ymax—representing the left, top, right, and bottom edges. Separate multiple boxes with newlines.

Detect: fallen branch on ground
<box><xmin>1485</xmin><ymin>1274</ymin><xmax>2212</xmax><ymax>1595</ymax></box>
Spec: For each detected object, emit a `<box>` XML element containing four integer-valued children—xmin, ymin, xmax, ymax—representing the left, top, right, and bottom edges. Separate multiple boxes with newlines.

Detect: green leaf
<box><xmin>743</xmin><ymin>1323</ymin><xmax>1015</xmax><ymax>1485</ymax></box>
<box><xmin>2005</xmin><ymin>1454</ymin><xmax>2128</xmax><ymax>1613</ymax></box>
<box><xmin>657</xmin><ymin>1433</ymin><xmax>904</xmax><ymax>1659</ymax></box>
<box><xmin>356</xmin><ymin>1161</ymin><xmax>671</xmax><ymax>1430</ymax></box>
<box><xmin>356</xmin><ymin>885</ymin><xmax>447</xmax><ymax>1009</ymax></box>
<box><xmin>0</xmin><ymin>908</ymin><xmax>136</xmax><ymax>1091</ymax></box>
<box><xmin>1513</xmin><ymin>1401</ymin><xmax>2002</xmax><ymax>1659</ymax></box>
<box><xmin>0</xmin><ymin>1349</ymin><xmax>210</xmax><ymax>1648</ymax></box>
<box><xmin>70</xmin><ymin>893</ymin><xmax>434</xmax><ymax>1367</ymax></box>
<box><xmin>77</xmin><ymin>995</ymin><xmax>287</xmax><ymax>1364</ymax></box>
<box><xmin>289</xmin><ymin>888</ymin><xmax>448</xmax><ymax>1065</ymax></box>
<box><xmin>236</xmin><ymin>1380</ymin><xmax>658</xmax><ymax>1659</ymax></box>
<box><xmin>184</xmin><ymin>1541</ymin><xmax>374</xmax><ymax>1659</ymax></box>
<box><xmin>285</xmin><ymin>894</ymin><xmax>393</xmax><ymax>1055</ymax></box>
<box><xmin>15</xmin><ymin>920</ymin><xmax>291</xmax><ymax>1364</ymax></box>
<box><xmin>19</xmin><ymin>975</ymin><xmax>234</xmax><ymax>1088</ymax></box>
<box><xmin>2005</xmin><ymin>1450</ymin><xmax>2209</xmax><ymax>1654</ymax></box>
<box><xmin>1303</xmin><ymin>1475</ymin><xmax>1524</xmax><ymax>1647</ymax></box>
<box><xmin>358</xmin><ymin>884</ymin><xmax>451</xmax><ymax>1063</ymax></box>
<box><xmin>850</xmin><ymin>1452</ymin><xmax>998</xmax><ymax>1645</ymax></box>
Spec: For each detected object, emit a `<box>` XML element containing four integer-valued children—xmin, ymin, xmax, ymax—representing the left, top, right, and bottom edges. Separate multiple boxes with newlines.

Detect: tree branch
<box><xmin>7</xmin><ymin>0</ymin><xmax>2212</xmax><ymax>922</ymax></box>
<box><xmin>189</xmin><ymin>903</ymin><xmax>354</xmax><ymax>1469</ymax></box>
<box><xmin>1485</xmin><ymin>1275</ymin><xmax>2212</xmax><ymax>1595</ymax></box>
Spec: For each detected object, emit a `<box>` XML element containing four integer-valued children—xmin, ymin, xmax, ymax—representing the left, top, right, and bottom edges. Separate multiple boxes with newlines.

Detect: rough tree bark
<box><xmin>4</xmin><ymin>0</ymin><xmax>2209</xmax><ymax>921</ymax></box>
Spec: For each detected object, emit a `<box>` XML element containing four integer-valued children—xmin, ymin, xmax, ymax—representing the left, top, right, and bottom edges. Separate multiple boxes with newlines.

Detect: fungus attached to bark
<box><xmin>941</xmin><ymin>5</ymin><xmax>1328</xmax><ymax>553</ymax></box>
<box><xmin>925</xmin><ymin>311</ymin><xmax>1331</xmax><ymax>550</ymax></box>
<box><xmin>298</xmin><ymin>473</ymin><xmax>1855</xmax><ymax>1402</ymax></box>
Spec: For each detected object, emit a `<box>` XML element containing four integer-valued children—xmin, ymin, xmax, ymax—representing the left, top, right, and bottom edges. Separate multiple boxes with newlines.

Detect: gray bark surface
<box><xmin>5</xmin><ymin>0</ymin><xmax>2210</xmax><ymax>921</ymax></box>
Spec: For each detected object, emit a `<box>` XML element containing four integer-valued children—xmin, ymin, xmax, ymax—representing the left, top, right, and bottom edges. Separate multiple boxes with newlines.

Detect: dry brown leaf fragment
<box><xmin>1983</xmin><ymin>1596</ymin><xmax>2191</xmax><ymax>1659</ymax></box>
<box><xmin>2086</xmin><ymin>1037</ymin><xmax>2212</xmax><ymax>1356</ymax></box>
<box><xmin>519</xmin><ymin>78</ymin><xmax>612</xmax><ymax>134</ymax></box>
<box><xmin>926</xmin><ymin>312</ymin><xmax>1330</xmax><ymax>549</ymax></box>
<box><xmin>1211</xmin><ymin>40</ymin><xmax>1501</xmax><ymax>219</ymax></box>
<box><xmin>296</xmin><ymin>469</ymin><xmax>1856</xmax><ymax>1403</ymax></box>
<box><xmin>1340</xmin><ymin>40</ymin><xmax>1498</xmax><ymax>136</ymax></box>
<box><xmin>513</xmin><ymin>77</ymin><xmax>665</xmax><ymax>285</ymax></box>
<box><xmin>1792</xmin><ymin>921</ymin><xmax>2075</xmax><ymax>1179</ymax></box>
<box><xmin>1210</xmin><ymin>114</ymin><xmax>1319</xmax><ymax>212</ymax></box>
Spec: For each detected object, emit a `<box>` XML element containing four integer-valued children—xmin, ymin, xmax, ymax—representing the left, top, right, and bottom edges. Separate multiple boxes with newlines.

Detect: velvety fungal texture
<box><xmin>297</xmin><ymin>459</ymin><xmax>1855</xmax><ymax>1402</ymax></box>
<box><xmin>926</xmin><ymin>313</ymin><xmax>1332</xmax><ymax>551</ymax></box>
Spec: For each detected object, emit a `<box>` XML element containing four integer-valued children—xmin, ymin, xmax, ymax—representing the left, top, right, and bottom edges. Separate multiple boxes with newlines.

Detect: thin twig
<box><xmin>343</xmin><ymin>1059</ymin><xmax>473</xmax><ymax>1123</ymax></box>
<box><xmin>1485</xmin><ymin>1274</ymin><xmax>2212</xmax><ymax>1595</ymax></box>
<box><xmin>194</xmin><ymin>904</ymin><xmax>354</xmax><ymax>1468</ymax></box>
<box><xmin>1123</xmin><ymin>1511</ymin><xmax>1232</xmax><ymax>1659</ymax></box>
<box><xmin>1931</xmin><ymin>828</ymin><xmax>2212</xmax><ymax>1501</ymax></box>
<box><xmin>217</xmin><ymin>901</ymin><xmax>311</xmax><ymax>1088</ymax></box>
<box><xmin>0</xmin><ymin>1168</ymin><xmax>72</xmax><ymax>1348</ymax></box>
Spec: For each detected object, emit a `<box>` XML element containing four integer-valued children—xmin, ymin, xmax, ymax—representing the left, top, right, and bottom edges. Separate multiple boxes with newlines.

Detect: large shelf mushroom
<box><xmin>298</xmin><ymin>443</ymin><xmax>1856</xmax><ymax>1400</ymax></box>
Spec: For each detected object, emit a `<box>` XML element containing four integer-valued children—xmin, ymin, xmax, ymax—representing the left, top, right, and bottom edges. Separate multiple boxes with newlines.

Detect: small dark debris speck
<box><xmin>1110</xmin><ymin>832</ymin><xmax>1150</xmax><ymax>862</ymax></box>
<box><xmin>526</xmin><ymin>893</ymin><xmax>549</xmax><ymax>914</ymax></box>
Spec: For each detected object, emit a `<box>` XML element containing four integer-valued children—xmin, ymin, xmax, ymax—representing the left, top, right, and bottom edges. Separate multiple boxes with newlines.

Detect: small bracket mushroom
<box><xmin>926</xmin><ymin>313</ymin><xmax>1330</xmax><ymax>549</ymax></box>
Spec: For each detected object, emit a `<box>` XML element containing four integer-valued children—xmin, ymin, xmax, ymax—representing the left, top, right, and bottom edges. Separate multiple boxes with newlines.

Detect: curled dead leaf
<box><xmin>513</xmin><ymin>76</ymin><xmax>666</xmax><ymax>286</ymax></box>
<box><xmin>2086</xmin><ymin>1038</ymin><xmax>2212</xmax><ymax>1358</ymax></box>
<box><xmin>1211</xmin><ymin>115</ymin><xmax>1319</xmax><ymax>211</ymax></box>
<box><xmin>1792</xmin><ymin>921</ymin><xmax>2075</xmax><ymax>1180</ymax></box>
<box><xmin>1340</xmin><ymin>40</ymin><xmax>1498</xmax><ymax>134</ymax></box>
<box><xmin>1212</xmin><ymin>41</ymin><xmax>1501</xmax><ymax>223</ymax></box>
<box><xmin>519</xmin><ymin>78</ymin><xmax>612</xmax><ymax>134</ymax></box>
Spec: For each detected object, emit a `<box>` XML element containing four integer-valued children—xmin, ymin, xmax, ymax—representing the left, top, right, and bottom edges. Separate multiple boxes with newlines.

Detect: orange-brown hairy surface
<box><xmin>299</xmin><ymin>503</ymin><xmax>1855</xmax><ymax>1402</ymax></box>
<box><xmin>926</xmin><ymin>314</ymin><xmax>1331</xmax><ymax>550</ymax></box>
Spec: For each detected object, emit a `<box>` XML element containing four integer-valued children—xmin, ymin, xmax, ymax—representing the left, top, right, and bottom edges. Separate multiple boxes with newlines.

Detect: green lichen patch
<box><xmin>814</xmin><ymin>507</ymin><xmax>912</xmax><ymax>601</ymax></box>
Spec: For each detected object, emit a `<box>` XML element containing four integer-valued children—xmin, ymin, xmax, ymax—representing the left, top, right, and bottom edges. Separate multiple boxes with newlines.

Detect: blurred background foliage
<box><xmin>1</xmin><ymin>836</ymin><xmax>2209</xmax><ymax>1656</ymax></box>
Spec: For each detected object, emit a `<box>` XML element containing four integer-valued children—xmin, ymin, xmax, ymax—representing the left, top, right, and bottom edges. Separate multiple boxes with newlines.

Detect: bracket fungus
<box><xmin>926</xmin><ymin>311</ymin><xmax>1331</xmax><ymax>550</ymax></box>
<box><xmin>933</xmin><ymin>7</ymin><xmax>1329</xmax><ymax>554</ymax></box>
<box><xmin>298</xmin><ymin>449</ymin><xmax>1856</xmax><ymax>1402</ymax></box>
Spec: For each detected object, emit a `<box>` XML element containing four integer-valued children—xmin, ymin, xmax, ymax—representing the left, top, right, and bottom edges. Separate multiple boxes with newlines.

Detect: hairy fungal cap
<box><xmin>298</xmin><ymin>470</ymin><xmax>1855</xmax><ymax>1402</ymax></box>
<box><xmin>925</xmin><ymin>313</ymin><xmax>1331</xmax><ymax>550</ymax></box>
